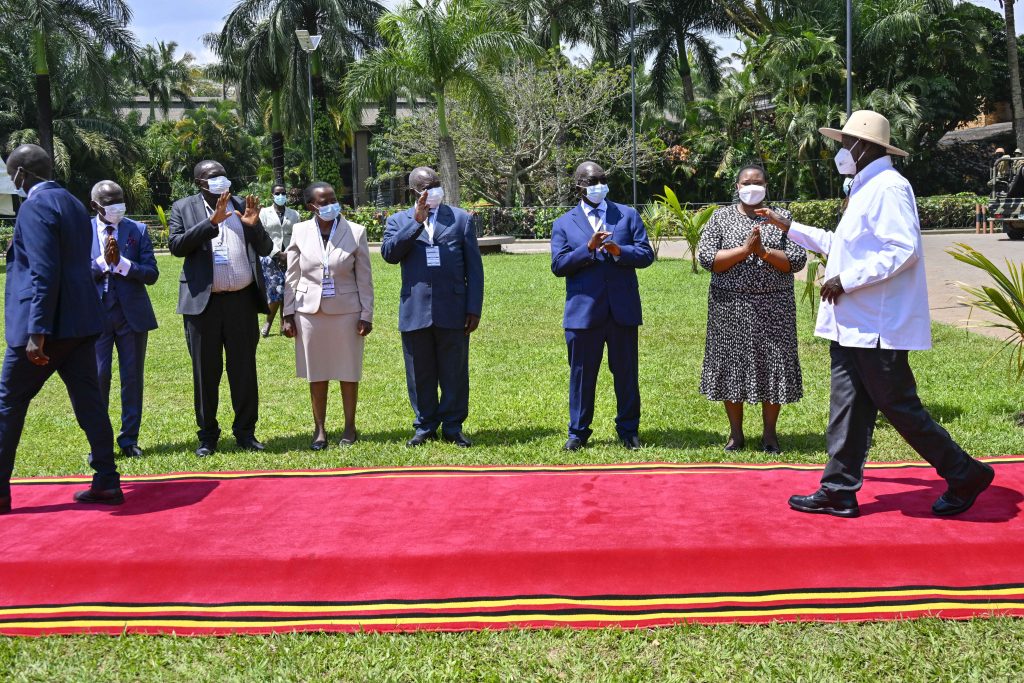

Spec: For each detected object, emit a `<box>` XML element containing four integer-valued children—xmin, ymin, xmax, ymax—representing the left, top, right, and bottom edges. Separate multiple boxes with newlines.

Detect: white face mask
<box><xmin>100</xmin><ymin>202</ymin><xmax>126</xmax><ymax>225</ymax></box>
<box><xmin>737</xmin><ymin>184</ymin><xmax>766</xmax><ymax>206</ymax></box>
<box><xmin>584</xmin><ymin>183</ymin><xmax>609</xmax><ymax>204</ymax></box>
<box><xmin>206</xmin><ymin>176</ymin><xmax>232</xmax><ymax>194</ymax></box>
<box><xmin>834</xmin><ymin>139</ymin><xmax>863</xmax><ymax>176</ymax></box>
<box><xmin>425</xmin><ymin>186</ymin><xmax>444</xmax><ymax>209</ymax></box>
<box><xmin>316</xmin><ymin>202</ymin><xmax>342</xmax><ymax>222</ymax></box>
<box><xmin>12</xmin><ymin>167</ymin><xmax>28</xmax><ymax>199</ymax></box>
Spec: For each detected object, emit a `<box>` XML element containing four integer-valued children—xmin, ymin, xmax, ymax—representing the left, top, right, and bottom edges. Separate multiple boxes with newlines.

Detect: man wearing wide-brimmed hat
<box><xmin>757</xmin><ymin>110</ymin><xmax>995</xmax><ymax>518</ymax></box>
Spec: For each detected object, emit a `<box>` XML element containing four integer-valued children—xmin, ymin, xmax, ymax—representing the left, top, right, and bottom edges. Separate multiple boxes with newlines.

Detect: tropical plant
<box><xmin>0</xmin><ymin>0</ymin><xmax>140</xmax><ymax>158</ymax></box>
<box><xmin>344</xmin><ymin>0</ymin><xmax>540</xmax><ymax>205</ymax></box>
<box><xmin>801</xmin><ymin>252</ymin><xmax>827</xmax><ymax>317</ymax></box>
<box><xmin>948</xmin><ymin>244</ymin><xmax>1024</xmax><ymax>378</ymax></box>
<box><xmin>641</xmin><ymin>201</ymin><xmax>673</xmax><ymax>258</ymax></box>
<box><xmin>655</xmin><ymin>185</ymin><xmax>715</xmax><ymax>273</ymax></box>
<box><xmin>134</xmin><ymin>40</ymin><xmax>197</xmax><ymax>122</ymax></box>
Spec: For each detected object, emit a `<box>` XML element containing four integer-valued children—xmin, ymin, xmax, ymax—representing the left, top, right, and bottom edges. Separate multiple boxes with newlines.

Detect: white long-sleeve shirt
<box><xmin>788</xmin><ymin>156</ymin><xmax>932</xmax><ymax>350</ymax></box>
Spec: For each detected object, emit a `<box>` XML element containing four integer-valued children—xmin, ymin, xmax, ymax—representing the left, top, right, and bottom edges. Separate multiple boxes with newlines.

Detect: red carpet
<box><xmin>1</xmin><ymin>457</ymin><xmax>1023</xmax><ymax>635</ymax></box>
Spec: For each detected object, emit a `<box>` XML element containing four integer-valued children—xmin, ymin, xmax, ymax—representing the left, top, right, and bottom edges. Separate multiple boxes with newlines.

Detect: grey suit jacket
<box><xmin>167</xmin><ymin>193</ymin><xmax>274</xmax><ymax>316</ymax></box>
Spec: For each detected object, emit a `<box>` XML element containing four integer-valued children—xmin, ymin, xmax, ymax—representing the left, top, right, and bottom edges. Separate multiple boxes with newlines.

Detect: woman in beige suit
<box><xmin>282</xmin><ymin>182</ymin><xmax>373</xmax><ymax>450</ymax></box>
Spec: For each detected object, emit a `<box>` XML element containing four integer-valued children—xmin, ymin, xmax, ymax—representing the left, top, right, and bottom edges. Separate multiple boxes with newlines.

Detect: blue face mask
<box><xmin>273</xmin><ymin>194</ymin><xmax>288</xmax><ymax>206</ymax></box>
<box><xmin>584</xmin><ymin>183</ymin><xmax>609</xmax><ymax>204</ymax></box>
<box><xmin>317</xmin><ymin>202</ymin><xmax>341</xmax><ymax>222</ymax></box>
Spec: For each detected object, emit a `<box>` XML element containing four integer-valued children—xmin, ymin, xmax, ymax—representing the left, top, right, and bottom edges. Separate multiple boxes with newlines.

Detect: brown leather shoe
<box><xmin>73</xmin><ymin>488</ymin><xmax>125</xmax><ymax>506</ymax></box>
<box><xmin>0</xmin><ymin>496</ymin><xmax>10</xmax><ymax>514</ymax></box>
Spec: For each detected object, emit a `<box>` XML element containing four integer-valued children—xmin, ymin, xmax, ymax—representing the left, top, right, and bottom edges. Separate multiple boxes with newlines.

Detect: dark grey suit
<box><xmin>168</xmin><ymin>193</ymin><xmax>273</xmax><ymax>445</ymax></box>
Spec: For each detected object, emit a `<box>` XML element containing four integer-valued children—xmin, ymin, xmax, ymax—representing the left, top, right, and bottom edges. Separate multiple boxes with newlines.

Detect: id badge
<box><xmin>322</xmin><ymin>276</ymin><xmax>336</xmax><ymax>298</ymax></box>
<box><xmin>213</xmin><ymin>243</ymin><xmax>230</xmax><ymax>265</ymax></box>
<box><xmin>425</xmin><ymin>245</ymin><xmax>441</xmax><ymax>267</ymax></box>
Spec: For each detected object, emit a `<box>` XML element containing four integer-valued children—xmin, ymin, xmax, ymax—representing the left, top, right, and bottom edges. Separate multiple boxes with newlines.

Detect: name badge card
<box><xmin>425</xmin><ymin>245</ymin><xmax>441</xmax><ymax>267</ymax></box>
<box><xmin>213</xmin><ymin>243</ymin><xmax>230</xmax><ymax>265</ymax></box>
<box><xmin>322</xmin><ymin>276</ymin><xmax>336</xmax><ymax>298</ymax></box>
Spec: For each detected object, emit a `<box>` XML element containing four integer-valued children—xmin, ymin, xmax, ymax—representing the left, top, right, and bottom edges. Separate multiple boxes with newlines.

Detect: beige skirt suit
<box><xmin>284</xmin><ymin>217</ymin><xmax>374</xmax><ymax>382</ymax></box>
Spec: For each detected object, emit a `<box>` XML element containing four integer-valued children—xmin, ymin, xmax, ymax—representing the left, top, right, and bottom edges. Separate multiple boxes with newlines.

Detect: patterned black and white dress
<box><xmin>697</xmin><ymin>205</ymin><xmax>806</xmax><ymax>404</ymax></box>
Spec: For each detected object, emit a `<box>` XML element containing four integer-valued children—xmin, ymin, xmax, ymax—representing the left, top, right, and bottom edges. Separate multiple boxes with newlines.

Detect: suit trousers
<box><xmin>96</xmin><ymin>302</ymin><xmax>149</xmax><ymax>448</ymax></box>
<box><xmin>183</xmin><ymin>289</ymin><xmax>260</xmax><ymax>444</ymax></box>
<box><xmin>401</xmin><ymin>326</ymin><xmax>469</xmax><ymax>436</ymax></box>
<box><xmin>565</xmin><ymin>321</ymin><xmax>640</xmax><ymax>441</ymax></box>
<box><xmin>0</xmin><ymin>338</ymin><xmax>119</xmax><ymax>497</ymax></box>
<box><xmin>821</xmin><ymin>342</ymin><xmax>975</xmax><ymax>495</ymax></box>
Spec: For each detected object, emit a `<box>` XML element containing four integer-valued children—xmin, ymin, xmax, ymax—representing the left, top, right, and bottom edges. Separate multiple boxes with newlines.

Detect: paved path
<box><xmin>502</xmin><ymin>232</ymin><xmax>1024</xmax><ymax>340</ymax></box>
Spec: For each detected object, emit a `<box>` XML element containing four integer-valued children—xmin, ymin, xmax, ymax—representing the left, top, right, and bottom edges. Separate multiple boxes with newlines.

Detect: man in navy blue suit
<box><xmin>0</xmin><ymin>144</ymin><xmax>123</xmax><ymax>512</ymax></box>
<box><xmin>551</xmin><ymin>161</ymin><xmax>655</xmax><ymax>451</ymax></box>
<box><xmin>90</xmin><ymin>180</ymin><xmax>159</xmax><ymax>459</ymax></box>
<box><xmin>381</xmin><ymin>167</ymin><xmax>484</xmax><ymax>448</ymax></box>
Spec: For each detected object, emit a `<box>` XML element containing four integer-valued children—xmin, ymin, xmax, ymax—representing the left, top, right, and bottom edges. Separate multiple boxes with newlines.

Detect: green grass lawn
<box><xmin>1</xmin><ymin>253</ymin><xmax>1023</xmax><ymax>681</ymax></box>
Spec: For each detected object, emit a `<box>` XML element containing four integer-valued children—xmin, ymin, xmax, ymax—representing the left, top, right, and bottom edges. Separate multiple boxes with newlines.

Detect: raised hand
<box><xmin>210</xmin><ymin>191</ymin><xmax>233</xmax><ymax>225</ymax></box>
<box><xmin>601</xmin><ymin>240</ymin><xmax>621</xmax><ymax>257</ymax></box>
<box><xmin>753</xmin><ymin>208</ymin><xmax>791</xmax><ymax>231</ymax></box>
<box><xmin>749</xmin><ymin>226</ymin><xmax>766</xmax><ymax>258</ymax></box>
<box><xmin>414</xmin><ymin>190</ymin><xmax>430</xmax><ymax>224</ymax></box>
<box><xmin>588</xmin><ymin>230</ymin><xmax>611</xmax><ymax>252</ymax></box>
<box><xmin>238</xmin><ymin>194</ymin><xmax>261</xmax><ymax>228</ymax></box>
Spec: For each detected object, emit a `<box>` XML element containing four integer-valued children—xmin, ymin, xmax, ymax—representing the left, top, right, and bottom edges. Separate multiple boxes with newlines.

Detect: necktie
<box><xmin>588</xmin><ymin>208</ymin><xmax>603</xmax><ymax>231</ymax></box>
<box><xmin>103</xmin><ymin>226</ymin><xmax>114</xmax><ymax>293</ymax></box>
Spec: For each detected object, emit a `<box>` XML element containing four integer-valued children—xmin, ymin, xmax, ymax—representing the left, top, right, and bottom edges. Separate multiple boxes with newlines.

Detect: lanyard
<box><xmin>318</xmin><ymin>219</ymin><xmax>339</xmax><ymax>275</ymax></box>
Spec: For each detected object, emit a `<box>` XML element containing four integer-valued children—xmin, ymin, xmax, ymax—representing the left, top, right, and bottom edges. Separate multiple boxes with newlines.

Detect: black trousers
<box><xmin>401</xmin><ymin>326</ymin><xmax>469</xmax><ymax>436</ymax></box>
<box><xmin>0</xmin><ymin>338</ymin><xmax>119</xmax><ymax>497</ymax></box>
<box><xmin>183</xmin><ymin>290</ymin><xmax>260</xmax><ymax>444</ymax></box>
<box><xmin>822</xmin><ymin>342</ymin><xmax>975</xmax><ymax>495</ymax></box>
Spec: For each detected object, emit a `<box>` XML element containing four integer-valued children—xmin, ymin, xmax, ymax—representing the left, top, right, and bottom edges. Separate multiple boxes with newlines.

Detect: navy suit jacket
<box><xmin>90</xmin><ymin>217</ymin><xmax>159</xmax><ymax>332</ymax></box>
<box><xmin>4</xmin><ymin>181</ymin><xmax>104</xmax><ymax>348</ymax></box>
<box><xmin>381</xmin><ymin>204</ymin><xmax>484</xmax><ymax>332</ymax></box>
<box><xmin>551</xmin><ymin>201</ymin><xmax>655</xmax><ymax>329</ymax></box>
<box><xmin>167</xmin><ymin>193</ymin><xmax>273</xmax><ymax>316</ymax></box>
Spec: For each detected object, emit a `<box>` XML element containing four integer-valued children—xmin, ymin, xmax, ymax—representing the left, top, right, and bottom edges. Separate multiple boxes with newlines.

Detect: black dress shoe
<box><xmin>620</xmin><ymin>434</ymin><xmax>642</xmax><ymax>450</ymax></box>
<box><xmin>196</xmin><ymin>443</ymin><xmax>216</xmax><ymax>458</ymax></box>
<box><xmin>339</xmin><ymin>431</ymin><xmax>358</xmax><ymax>447</ymax></box>
<box><xmin>788</xmin><ymin>489</ymin><xmax>860</xmax><ymax>518</ymax></box>
<box><xmin>563</xmin><ymin>437</ymin><xmax>586</xmax><ymax>452</ymax></box>
<box><xmin>761</xmin><ymin>441</ymin><xmax>782</xmax><ymax>455</ymax></box>
<box><xmin>121</xmin><ymin>445</ymin><xmax>144</xmax><ymax>458</ymax></box>
<box><xmin>443</xmin><ymin>432</ymin><xmax>472</xmax><ymax>448</ymax></box>
<box><xmin>311</xmin><ymin>439</ymin><xmax>328</xmax><ymax>451</ymax></box>
<box><xmin>237</xmin><ymin>437</ymin><xmax>266</xmax><ymax>452</ymax></box>
<box><xmin>932</xmin><ymin>462</ymin><xmax>995</xmax><ymax>516</ymax></box>
<box><xmin>73</xmin><ymin>487</ymin><xmax>125</xmax><ymax>506</ymax></box>
<box><xmin>406</xmin><ymin>432</ymin><xmax>436</xmax><ymax>448</ymax></box>
<box><xmin>0</xmin><ymin>496</ymin><xmax>10</xmax><ymax>515</ymax></box>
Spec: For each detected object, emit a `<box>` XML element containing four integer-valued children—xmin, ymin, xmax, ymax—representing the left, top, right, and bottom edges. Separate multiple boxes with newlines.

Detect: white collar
<box><xmin>850</xmin><ymin>156</ymin><xmax>893</xmax><ymax>194</ymax></box>
<box><xmin>580</xmin><ymin>199</ymin><xmax>608</xmax><ymax>215</ymax></box>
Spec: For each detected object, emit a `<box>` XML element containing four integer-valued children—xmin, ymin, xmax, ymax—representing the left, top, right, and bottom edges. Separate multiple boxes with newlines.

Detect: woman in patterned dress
<box><xmin>258</xmin><ymin>184</ymin><xmax>301</xmax><ymax>337</ymax></box>
<box><xmin>697</xmin><ymin>165</ymin><xmax>807</xmax><ymax>453</ymax></box>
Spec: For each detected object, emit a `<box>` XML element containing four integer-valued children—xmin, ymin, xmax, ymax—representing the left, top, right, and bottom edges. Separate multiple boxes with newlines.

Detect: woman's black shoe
<box><xmin>724</xmin><ymin>438</ymin><xmax>745</xmax><ymax>452</ymax></box>
<box><xmin>311</xmin><ymin>439</ymin><xmax>328</xmax><ymax>451</ymax></box>
<box><xmin>761</xmin><ymin>440</ymin><xmax>782</xmax><ymax>455</ymax></box>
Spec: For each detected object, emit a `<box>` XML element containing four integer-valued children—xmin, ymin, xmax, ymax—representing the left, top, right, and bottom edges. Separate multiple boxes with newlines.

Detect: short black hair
<box><xmin>736</xmin><ymin>164</ymin><xmax>766</xmax><ymax>182</ymax></box>
<box><xmin>303</xmin><ymin>181</ymin><xmax>334</xmax><ymax>205</ymax></box>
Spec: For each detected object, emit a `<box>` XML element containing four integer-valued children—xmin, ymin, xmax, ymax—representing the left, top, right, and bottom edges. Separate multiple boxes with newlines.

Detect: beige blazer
<box><xmin>283</xmin><ymin>217</ymin><xmax>374</xmax><ymax>320</ymax></box>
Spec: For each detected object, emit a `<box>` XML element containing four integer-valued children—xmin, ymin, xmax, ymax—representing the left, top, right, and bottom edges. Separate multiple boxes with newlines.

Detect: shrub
<box><xmin>786</xmin><ymin>193</ymin><xmax>983</xmax><ymax>232</ymax></box>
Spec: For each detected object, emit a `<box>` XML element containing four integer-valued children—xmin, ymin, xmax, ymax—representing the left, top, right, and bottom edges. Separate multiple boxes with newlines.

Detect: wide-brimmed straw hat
<box><xmin>819</xmin><ymin>110</ymin><xmax>909</xmax><ymax>157</ymax></box>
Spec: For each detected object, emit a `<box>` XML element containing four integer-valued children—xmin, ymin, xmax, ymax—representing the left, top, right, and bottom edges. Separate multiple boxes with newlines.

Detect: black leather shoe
<box><xmin>237</xmin><ymin>437</ymin><xmax>266</xmax><ymax>452</ymax></box>
<box><xmin>73</xmin><ymin>487</ymin><xmax>125</xmax><ymax>506</ymax></box>
<box><xmin>311</xmin><ymin>439</ymin><xmax>328</xmax><ymax>451</ymax></box>
<box><xmin>196</xmin><ymin>443</ymin><xmax>216</xmax><ymax>458</ymax></box>
<box><xmin>932</xmin><ymin>462</ymin><xmax>995</xmax><ymax>516</ymax></box>
<box><xmin>443</xmin><ymin>432</ymin><xmax>472</xmax><ymax>448</ymax></box>
<box><xmin>406</xmin><ymin>432</ymin><xmax>436</xmax><ymax>448</ymax></box>
<box><xmin>761</xmin><ymin>440</ymin><xmax>782</xmax><ymax>455</ymax></box>
<box><xmin>788</xmin><ymin>489</ymin><xmax>860</xmax><ymax>518</ymax></box>
<box><xmin>620</xmin><ymin>434</ymin><xmax>642</xmax><ymax>450</ymax></box>
<box><xmin>563</xmin><ymin>437</ymin><xmax>586</xmax><ymax>452</ymax></box>
<box><xmin>121</xmin><ymin>445</ymin><xmax>143</xmax><ymax>458</ymax></box>
<box><xmin>0</xmin><ymin>496</ymin><xmax>10</xmax><ymax>515</ymax></box>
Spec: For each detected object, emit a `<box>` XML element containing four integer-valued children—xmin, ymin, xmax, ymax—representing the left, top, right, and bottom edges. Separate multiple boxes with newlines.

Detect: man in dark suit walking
<box><xmin>0</xmin><ymin>144</ymin><xmax>123</xmax><ymax>511</ymax></box>
<box><xmin>168</xmin><ymin>160</ymin><xmax>273</xmax><ymax>457</ymax></box>
<box><xmin>90</xmin><ymin>180</ymin><xmax>159</xmax><ymax>459</ymax></box>
<box><xmin>551</xmin><ymin>161</ymin><xmax>655</xmax><ymax>451</ymax></box>
<box><xmin>381</xmin><ymin>167</ymin><xmax>484</xmax><ymax>448</ymax></box>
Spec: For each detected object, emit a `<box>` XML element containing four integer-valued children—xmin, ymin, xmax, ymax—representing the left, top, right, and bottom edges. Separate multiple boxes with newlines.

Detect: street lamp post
<box><xmin>845</xmin><ymin>0</ymin><xmax>852</xmax><ymax>117</ymax></box>
<box><xmin>295</xmin><ymin>29</ymin><xmax>323</xmax><ymax>180</ymax></box>
<box><xmin>629</xmin><ymin>0</ymin><xmax>640</xmax><ymax>206</ymax></box>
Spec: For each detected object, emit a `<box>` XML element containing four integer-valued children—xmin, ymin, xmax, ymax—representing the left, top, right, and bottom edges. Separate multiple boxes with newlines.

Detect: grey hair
<box><xmin>91</xmin><ymin>180</ymin><xmax>122</xmax><ymax>204</ymax></box>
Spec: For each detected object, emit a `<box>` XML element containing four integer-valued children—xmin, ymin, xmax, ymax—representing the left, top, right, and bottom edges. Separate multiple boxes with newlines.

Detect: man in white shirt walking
<box><xmin>757</xmin><ymin>110</ymin><xmax>994</xmax><ymax>518</ymax></box>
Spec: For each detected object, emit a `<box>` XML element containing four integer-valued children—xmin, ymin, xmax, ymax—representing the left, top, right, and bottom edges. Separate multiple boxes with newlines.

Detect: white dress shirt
<box><xmin>788</xmin><ymin>156</ymin><xmax>931</xmax><ymax>350</ymax></box>
<box><xmin>204</xmin><ymin>200</ymin><xmax>254</xmax><ymax>293</ymax></box>
<box><xmin>94</xmin><ymin>218</ymin><xmax>133</xmax><ymax>292</ymax></box>
<box><xmin>580</xmin><ymin>200</ymin><xmax>608</xmax><ymax>232</ymax></box>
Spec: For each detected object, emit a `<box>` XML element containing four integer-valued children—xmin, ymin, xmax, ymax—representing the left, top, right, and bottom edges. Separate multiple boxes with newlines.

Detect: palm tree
<box><xmin>0</xmin><ymin>0</ymin><xmax>140</xmax><ymax>159</ymax></box>
<box><xmin>135</xmin><ymin>41</ymin><xmax>197</xmax><ymax>122</ymax></box>
<box><xmin>344</xmin><ymin>0</ymin><xmax>539</xmax><ymax>204</ymax></box>
<box><xmin>999</xmin><ymin>0</ymin><xmax>1024</xmax><ymax>151</ymax></box>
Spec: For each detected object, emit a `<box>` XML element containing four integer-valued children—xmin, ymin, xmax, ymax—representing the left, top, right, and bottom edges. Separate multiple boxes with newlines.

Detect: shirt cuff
<box><xmin>95</xmin><ymin>255</ymin><xmax>109</xmax><ymax>272</ymax></box>
<box><xmin>112</xmin><ymin>256</ymin><xmax>132</xmax><ymax>276</ymax></box>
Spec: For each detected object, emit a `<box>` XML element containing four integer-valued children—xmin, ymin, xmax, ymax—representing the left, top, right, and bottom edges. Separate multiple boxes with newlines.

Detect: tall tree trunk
<box><xmin>33</xmin><ymin>30</ymin><xmax>54</xmax><ymax>160</ymax></box>
<box><xmin>677</xmin><ymin>36</ymin><xmax>695</xmax><ymax>104</ymax></box>
<box><xmin>1005</xmin><ymin>0</ymin><xmax>1024</xmax><ymax>151</ymax></box>
<box><xmin>436</xmin><ymin>91</ymin><xmax>460</xmax><ymax>205</ymax></box>
<box><xmin>149</xmin><ymin>95</ymin><xmax>157</xmax><ymax>124</ymax></box>
<box><xmin>271</xmin><ymin>90</ymin><xmax>286</xmax><ymax>186</ymax></box>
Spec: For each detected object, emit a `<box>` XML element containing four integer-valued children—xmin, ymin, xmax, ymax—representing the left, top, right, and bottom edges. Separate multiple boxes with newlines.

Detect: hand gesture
<box><xmin>414</xmin><ymin>190</ymin><xmax>430</xmax><ymax>224</ymax></box>
<box><xmin>820</xmin><ymin>275</ymin><xmax>845</xmax><ymax>304</ymax></box>
<box><xmin>104</xmin><ymin>235</ymin><xmax>120</xmax><ymax>266</ymax></box>
<box><xmin>238</xmin><ymin>194</ymin><xmax>261</xmax><ymax>228</ymax></box>
<box><xmin>753</xmin><ymin>208</ymin><xmax>791</xmax><ymax>231</ymax></box>
<box><xmin>210</xmin><ymin>191</ymin><xmax>233</xmax><ymax>225</ymax></box>
<box><xmin>601</xmin><ymin>241</ymin><xmax>621</xmax><ymax>257</ymax></box>
<box><xmin>281</xmin><ymin>316</ymin><xmax>296</xmax><ymax>339</ymax></box>
<box><xmin>26</xmin><ymin>334</ymin><xmax>49</xmax><ymax>366</ymax></box>
<box><xmin>749</xmin><ymin>226</ymin><xmax>766</xmax><ymax>258</ymax></box>
<box><xmin>358</xmin><ymin>320</ymin><xmax>373</xmax><ymax>337</ymax></box>
<box><xmin>588</xmin><ymin>230</ymin><xmax>611</xmax><ymax>252</ymax></box>
<box><xmin>464</xmin><ymin>314</ymin><xmax>480</xmax><ymax>336</ymax></box>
